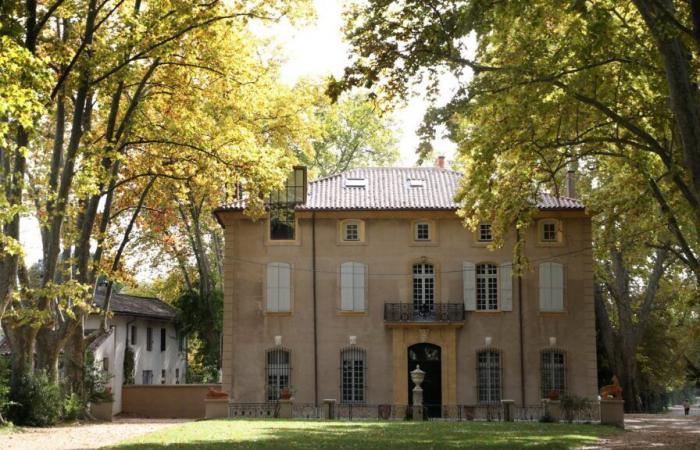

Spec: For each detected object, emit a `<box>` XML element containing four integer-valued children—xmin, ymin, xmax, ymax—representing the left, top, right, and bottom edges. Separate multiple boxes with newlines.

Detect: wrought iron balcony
<box><xmin>384</xmin><ymin>303</ymin><xmax>465</xmax><ymax>323</ymax></box>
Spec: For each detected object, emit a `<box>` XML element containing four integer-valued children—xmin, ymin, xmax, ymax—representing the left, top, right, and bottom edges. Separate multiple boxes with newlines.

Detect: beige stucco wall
<box><xmin>220</xmin><ymin>210</ymin><xmax>597</xmax><ymax>407</ymax></box>
<box><xmin>121</xmin><ymin>384</ymin><xmax>221</xmax><ymax>418</ymax></box>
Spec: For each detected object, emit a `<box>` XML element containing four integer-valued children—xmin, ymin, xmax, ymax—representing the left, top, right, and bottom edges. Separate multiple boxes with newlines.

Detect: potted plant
<box><xmin>547</xmin><ymin>389</ymin><xmax>560</xmax><ymax>401</ymax></box>
<box><xmin>90</xmin><ymin>386</ymin><xmax>114</xmax><ymax>421</ymax></box>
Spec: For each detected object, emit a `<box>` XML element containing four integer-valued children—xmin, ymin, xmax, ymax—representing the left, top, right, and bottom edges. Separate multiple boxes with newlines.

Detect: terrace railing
<box><xmin>384</xmin><ymin>303</ymin><xmax>465</xmax><ymax>323</ymax></box>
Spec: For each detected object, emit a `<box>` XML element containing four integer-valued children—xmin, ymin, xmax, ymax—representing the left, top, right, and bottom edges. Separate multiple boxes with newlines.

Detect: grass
<box><xmin>111</xmin><ymin>419</ymin><xmax>618</xmax><ymax>449</ymax></box>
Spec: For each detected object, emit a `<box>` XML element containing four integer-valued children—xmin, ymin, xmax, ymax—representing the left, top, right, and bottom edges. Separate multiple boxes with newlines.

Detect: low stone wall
<box><xmin>122</xmin><ymin>384</ymin><xmax>222</xmax><ymax>418</ymax></box>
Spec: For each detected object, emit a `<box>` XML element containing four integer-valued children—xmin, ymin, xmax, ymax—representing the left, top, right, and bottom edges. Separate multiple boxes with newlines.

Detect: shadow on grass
<box><xmin>112</xmin><ymin>420</ymin><xmax>618</xmax><ymax>450</ymax></box>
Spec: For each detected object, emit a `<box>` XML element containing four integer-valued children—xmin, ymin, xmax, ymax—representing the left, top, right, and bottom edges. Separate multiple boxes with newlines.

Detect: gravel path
<box><xmin>593</xmin><ymin>406</ymin><xmax>700</xmax><ymax>449</ymax></box>
<box><xmin>0</xmin><ymin>417</ymin><xmax>189</xmax><ymax>450</ymax></box>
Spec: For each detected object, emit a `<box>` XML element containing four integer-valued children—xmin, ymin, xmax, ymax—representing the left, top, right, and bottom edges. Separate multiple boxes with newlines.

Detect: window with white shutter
<box><xmin>499</xmin><ymin>263</ymin><xmax>513</xmax><ymax>311</ymax></box>
<box><xmin>539</xmin><ymin>262</ymin><xmax>564</xmax><ymax>311</ymax></box>
<box><xmin>267</xmin><ymin>262</ymin><xmax>291</xmax><ymax>312</ymax></box>
<box><xmin>463</xmin><ymin>262</ymin><xmax>476</xmax><ymax>311</ymax></box>
<box><xmin>341</xmin><ymin>262</ymin><xmax>366</xmax><ymax>312</ymax></box>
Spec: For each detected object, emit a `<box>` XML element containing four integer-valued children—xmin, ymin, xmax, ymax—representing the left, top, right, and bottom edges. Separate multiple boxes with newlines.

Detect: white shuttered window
<box><xmin>463</xmin><ymin>261</ymin><xmax>476</xmax><ymax>311</ymax></box>
<box><xmin>341</xmin><ymin>262</ymin><xmax>366</xmax><ymax>311</ymax></box>
<box><xmin>267</xmin><ymin>262</ymin><xmax>291</xmax><ymax>312</ymax></box>
<box><xmin>539</xmin><ymin>262</ymin><xmax>564</xmax><ymax>311</ymax></box>
<box><xmin>499</xmin><ymin>263</ymin><xmax>513</xmax><ymax>311</ymax></box>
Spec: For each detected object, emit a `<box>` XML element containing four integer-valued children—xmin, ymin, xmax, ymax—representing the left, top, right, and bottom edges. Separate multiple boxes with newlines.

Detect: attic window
<box><xmin>408</xmin><ymin>179</ymin><xmax>425</xmax><ymax>188</ymax></box>
<box><xmin>345</xmin><ymin>178</ymin><xmax>367</xmax><ymax>188</ymax></box>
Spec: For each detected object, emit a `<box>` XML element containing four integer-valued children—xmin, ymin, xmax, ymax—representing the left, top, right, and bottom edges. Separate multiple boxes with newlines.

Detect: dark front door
<box><xmin>408</xmin><ymin>343</ymin><xmax>442</xmax><ymax>418</ymax></box>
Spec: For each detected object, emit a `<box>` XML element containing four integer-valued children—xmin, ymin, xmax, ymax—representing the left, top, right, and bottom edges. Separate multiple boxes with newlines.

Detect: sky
<box><xmin>267</xmin><ymin>0</ymin><xmax>460</xmax><ymax>166</ymax></box>
<box><xmin>20</xmin><ymin>0</ymin><xmax>465</xmax><ymax>269</ymax></box>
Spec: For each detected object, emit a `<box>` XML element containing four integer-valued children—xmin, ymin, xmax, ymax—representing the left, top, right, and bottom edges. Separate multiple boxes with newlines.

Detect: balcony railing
<box><xmin>384</xmin><ymin>303</ymin><xmax>465</xmax><ymax>323</ymax></box>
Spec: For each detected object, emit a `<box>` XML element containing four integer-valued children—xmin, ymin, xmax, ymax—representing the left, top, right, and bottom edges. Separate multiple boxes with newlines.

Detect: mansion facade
<box><xmin>214</xmin><ymin>164</ymin><xmax>598</xmax><ymax>414</ymax></box>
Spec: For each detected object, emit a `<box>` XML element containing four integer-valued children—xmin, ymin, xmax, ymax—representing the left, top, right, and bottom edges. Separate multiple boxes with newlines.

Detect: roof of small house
<box><xmin>93</xmin><ymin>289</ymin><xmax>178</xmax><ymax>321</ymax></box>
<box><xmin>215</xmin><ymin>166</ymin><xmax>584</xmax><ymax>213</ymax></box>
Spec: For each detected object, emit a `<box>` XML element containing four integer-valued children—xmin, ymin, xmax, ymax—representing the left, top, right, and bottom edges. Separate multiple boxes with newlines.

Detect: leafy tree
<box><xmin>0</xmin><ymin>0</ymin><xmax>312</xmax><ymax>422</ymax></box>
<box><xmin>333</xmin><ymin>0</ymin><xmax>700</xmax><ymax>411</ymax></box>
<box><xmin>298</xmin><ymin>91</ymin><xmax>399</xmax><ymax>177</ymax></box>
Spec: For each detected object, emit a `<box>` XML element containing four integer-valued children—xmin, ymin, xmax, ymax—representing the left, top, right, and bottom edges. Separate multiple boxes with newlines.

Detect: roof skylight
<box><xmin>408</xmin><ymin>179</ymin><xmax>425</xmax><ymax>187</ymax></box>
<box><xmin>345</xmin><ymin>178</ymin><xmax>367</xmax><ymax>188</ymax></box>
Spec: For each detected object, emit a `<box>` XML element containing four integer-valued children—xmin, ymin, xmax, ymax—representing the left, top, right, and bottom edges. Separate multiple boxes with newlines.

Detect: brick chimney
<box><xmin>565</xmin><ymin>163</ymin><xmax>577</xmax><ymax>198</ymax></box>
<box><xmin>435</xmin><ymin>155</ymin><xmax>445</xmax><ymax>169</ymax></box>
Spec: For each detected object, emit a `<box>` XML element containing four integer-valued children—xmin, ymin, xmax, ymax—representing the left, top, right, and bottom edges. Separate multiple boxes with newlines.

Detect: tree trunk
<box><xmin>64</xmin><ymin>324</ymin><xmax>85</xmax><ymax>397</ymax></box>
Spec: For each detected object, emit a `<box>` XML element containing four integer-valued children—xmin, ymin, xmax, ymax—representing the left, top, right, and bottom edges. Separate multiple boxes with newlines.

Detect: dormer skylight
<box><xmin>345</xmin><ymin>177</ymin><xmax>367</xmax><ymax>188</ymax></box>
<box><xmin>408</xmin><ymin>179</ymin><xmax>425</xmax><ymax>188</ymax></box>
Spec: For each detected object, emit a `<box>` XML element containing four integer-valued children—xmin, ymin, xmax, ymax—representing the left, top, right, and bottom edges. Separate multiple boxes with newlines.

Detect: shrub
<box><xmin>0</xmin><ymin>357</ymin><xmax>12</xmax><ymax>424</ymax></box>
<box><xmin>9</xmin><ymin>371</ymin><xmax>62</xmax><ymax>426</ymax></box>
<box><xmin>62</xmin><ymin>392</ymin><xmax>83</xmax><ymax>421</ymax></box>
<box><xmin>560</xmin><ymin>393</ymin><xmax>593</xmax><ymax>423</ymax></box>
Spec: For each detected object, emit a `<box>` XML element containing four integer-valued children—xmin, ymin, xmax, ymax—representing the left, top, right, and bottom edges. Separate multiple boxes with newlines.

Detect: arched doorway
<box><xmin>408</xmin><ymin>343</ymin><xmax>442</xmax><ymax>418</ymax></box>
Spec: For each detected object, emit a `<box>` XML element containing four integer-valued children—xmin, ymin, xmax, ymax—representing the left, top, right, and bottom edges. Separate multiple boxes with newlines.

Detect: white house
<box><xmin>87</xmin><ymin>289</ymin><xmax>187</xmax><ymax>415</ymax></box>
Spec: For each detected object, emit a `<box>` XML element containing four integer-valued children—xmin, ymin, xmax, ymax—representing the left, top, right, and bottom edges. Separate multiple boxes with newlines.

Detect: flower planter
<box><xmin>91</xmin><ymin>401</ymin><xmax>114</xmax><ymax>421</ymax></box>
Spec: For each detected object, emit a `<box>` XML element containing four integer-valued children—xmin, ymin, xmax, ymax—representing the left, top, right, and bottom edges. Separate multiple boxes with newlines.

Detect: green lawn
<box><xmin>111</xmin><ymin>419</ymin><xmax>618</xmax><ymax>449</ymax></box>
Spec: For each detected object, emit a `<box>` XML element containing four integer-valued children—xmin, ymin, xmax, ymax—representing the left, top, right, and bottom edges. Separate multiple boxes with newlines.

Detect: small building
<box><xmin>214</xmin><ymin>164</ymin><xmax>598</xmax><ymax>416</ymax></box>
<box><xmin>87</xmin><ymin>290</ymin><xmax>187</xmax><ymax>415</ymax></box>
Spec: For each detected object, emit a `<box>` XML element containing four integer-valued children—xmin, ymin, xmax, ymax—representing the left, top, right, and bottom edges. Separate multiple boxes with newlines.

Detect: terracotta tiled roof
<box><xmin>216</xmin><ymin>167</ymin><xmax>584</xmax><ymax>212</ymax></box>
<box><xmin>93</xmin><ymin>289</ymin><xmax>178</xmax><ymax>321</ymax></box>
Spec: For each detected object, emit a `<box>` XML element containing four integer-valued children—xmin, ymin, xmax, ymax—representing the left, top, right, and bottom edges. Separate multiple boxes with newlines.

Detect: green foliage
<box><xmin>175</xmin><ymin>288</ymin><xmax>223</xmax><ymax>377</ymax></box>
<box><xmin>8</xmin><ymin>371</ymin><xmax>62</xmax><ymax>427</ymax></box>
<box><xmin>62</xmin><ymin>393</ymin><xmax>83</xmax><ymax>421</ymax></box>
<box><xmin>0</xmin><ymin>357</ymin><xmax>11</xmax><ymax>423</ymax></box>
<box><xmin>297</xmin><ymin>91</ymin><xmax>399</xmax><ymax>177</ymax></box>
<box><xmin>84</xmin><ymin>352</ymin><xmax>113</xmax><ymax>403</ymax></box>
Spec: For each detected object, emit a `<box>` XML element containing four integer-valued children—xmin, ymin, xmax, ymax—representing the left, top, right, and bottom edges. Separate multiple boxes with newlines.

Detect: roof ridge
<box><xmin>309</xmin><ymin>166</ymin><xmax>462</xmax><ymax>185</ymax></box>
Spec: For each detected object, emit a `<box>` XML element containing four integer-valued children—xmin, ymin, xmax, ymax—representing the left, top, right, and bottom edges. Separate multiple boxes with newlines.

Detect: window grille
<box><xmin>415</xmin><ymin>223</ymin><xmax>430</xmax><ymax>240</ymax></box>
<box><xmin>541</xmin><ymin>350</ymin><xmax>566</xmax><ymax>398</ymax></box>
<box><xmin>412</xmin><ymin>263</ymin><xmax>435</xmax><ymax>314</ymax></box>
<box><xmin>477</xmin><ymin>350</ymin><xmax>502</xmax><ymax>404</ymax></box>
<box><xmin>478</xmin><ymin>223</ymin><xmax>492</xmax><ymax>241</ymax></box>
<box><xmin>266</xmin><ymin>347</ymin><xmax>291</xmax><ymax>401</ymax></box>
<box><xmin>542</xmin><ymin>222</ymin><xmax>557</xmax><ymax>241</ymax></box>
<box><xmin>340</xmin><ymin>346</ymin><xmax>366</xmax><ymax>404</ymax></box>
<box><xmin>476</xmin><ymin>264</ymin><xmax>498</xmax><ymax>310</ymax></box>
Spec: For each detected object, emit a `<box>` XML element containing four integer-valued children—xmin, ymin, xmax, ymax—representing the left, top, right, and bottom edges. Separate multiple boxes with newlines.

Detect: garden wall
<box><xmin>121</xmin><ymin>384</ymin><xmax>222</xmax><ymax>418</ymax></box>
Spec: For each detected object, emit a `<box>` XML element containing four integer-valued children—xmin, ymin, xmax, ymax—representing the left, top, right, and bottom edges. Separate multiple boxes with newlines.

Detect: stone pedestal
<box><xmin>501</xmin><ymin>399</ymin><xmax>515</xmax><ymax>422</ymax></box>
<box><xmin>323</xmin><ymin>399</ymin><xmax>337</xmax><ymax>420</ymax></box>
<box><xmin>542</xmin><ymin>399</ymin><xmax>561</xmax><ymax>422</ymax></box>
<box><xmin>91</xmin><ymin>401</ymin><xmax>114</xmax><ymax>421</ymax></box>
<box><xmin>204</xmin><ymin>398</ymin><xmax>229</xmax><ymax>419</ymax></box>
<box><xmin>600</xmin><ymin>399</ymin><xmax>625</xmax><ymax>428</ymax></box>
<box><xmin>279</xmin><ymin>399</ymin><xmax>293</xmax><ymax>419</ymax></box>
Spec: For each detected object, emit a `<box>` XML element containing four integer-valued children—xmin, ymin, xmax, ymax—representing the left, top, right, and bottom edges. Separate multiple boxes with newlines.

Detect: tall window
<box><xmin>478</xmin><ymin>223</ymin><xmax>492</xmax><ymax>242</ymax></box>
<box><xmin>130</xmin><ymin>325</ymin><xmax>137</xmax><ymax>345</ymax></box>
<box><xmin>477</xmin><ymin>350</ymin><xmax>501</xmax><ymax>404</ymax></box>
<box><xmin>541</xmin><ymin>351</ymin><xmax>566</xmax><ymax>398</ymax></box>
<box><xmin>160</xmin><ymin>328</ymin><xmax>166</xmax><ymax>351</ymax></box>
<box><xmin>476</xmin><ymin>264</ymin><xmax>498</xmax><ymax>310</ymax></box>
<box><xmin>413</xmin><ymin>263</ymin><xmax>435</xmax><ymax>313</ymax></box>
<box><xmin>146</xmin><ymin>327</ymin><xmax>153</xmax><ymax>351</ymax></box>
<box><xmin>266</xmin><ymin>348</ymin><xmax>291</xmax><ymax>401</ymax></box>
<box><xmin>142</xmin><ymin>370</ymin><xmax>153</xmax><ymax>385</ymax></box>
<box><xmin>341</xmin><ymin>346</ymin><xmax>366</xmax><ymax>404</ymax></box>
<box><xmin>539</xmin><ymin>262</ymin><xmax>564</xmax><ymax>311</ymax></box>
<box><xmin>268</xmin><ymin>167</ymin><xmax>306</xmax><ymax>241</ymax></box>
<box><xmin>341</xmin><ymin>262</ymin><xmax>366</xmax><ymax>311</ymax></box>
<box><xmin>269</xmin><ymin>205</ymin><xmax>295</xmax><ymax>240</ymax></box>
<box><xmin>266</xmin><ymin>262</ymin><xmax>291</xmax><ymax>312</ymax></box>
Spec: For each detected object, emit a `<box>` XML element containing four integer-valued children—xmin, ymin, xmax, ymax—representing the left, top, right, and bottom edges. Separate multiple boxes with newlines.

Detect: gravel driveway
<box><xmin>593</xmin><ymin>406</ymin><xmax>700</xmax><ymax>449</ymax></box>
<box><xmin>0</xmin><ymin>417</ymin><xmax>189</xmax><ymax>450</ymax></box>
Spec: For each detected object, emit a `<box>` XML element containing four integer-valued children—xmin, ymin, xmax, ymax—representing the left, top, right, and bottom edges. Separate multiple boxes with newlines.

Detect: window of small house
<box><xmin>415</xmin><ymin>222</ymin><xmax>430</xmax><ymax>241</ymax></box>
<box><xmin>478</xmin><ymin>223</ymin><xmax>492</xmax><ymax>242</ymax></box>
<box><xmin>146</xmin><ymin>327</ymin><xmax>153</xmax><ymax>351</ymax></box>
<box><xmin>160</xmin><ymin>328</ymin><xmax>166</xmax><ymax>352</ymax></box>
